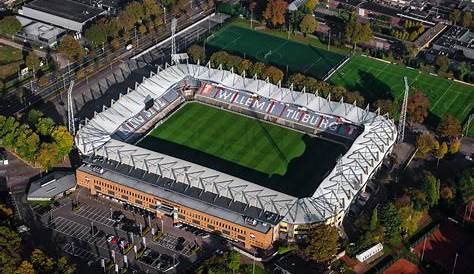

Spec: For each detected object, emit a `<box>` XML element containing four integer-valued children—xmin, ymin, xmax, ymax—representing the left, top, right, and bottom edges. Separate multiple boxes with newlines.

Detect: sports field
<box><xmin>207</xmin><ymin>25</ymin><xmax>347</xmax><ymax>80</ymax></box>
<box><xmin>329</xmin><ymin>55</ymin><xmax>473</xmax><ymax>124</ymax></box>
<box><xmin>138</xmin><ymin>103</ymin><xmax>346</xmax><ymax>197</ymax></box>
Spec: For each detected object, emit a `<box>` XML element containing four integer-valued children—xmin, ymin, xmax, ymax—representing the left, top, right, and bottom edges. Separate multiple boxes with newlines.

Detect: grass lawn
<box><xmin>0</xmin><ymin>45</ymin><xmax>22</xmax><ymax>64</ymax></box>
<box><xmin>138</xmin><ymin>103</ymin><xmax>346</xmax><ymax>197</ymax></box>
<box><xmin>329</xmin><ymin>55</ymin><xmax>473</xmax><ymax>125</ymax></box>
<box><xmin>207</xmin><ymin>24</ymin><xmax>347</xmax><ymax>79</ymax></box>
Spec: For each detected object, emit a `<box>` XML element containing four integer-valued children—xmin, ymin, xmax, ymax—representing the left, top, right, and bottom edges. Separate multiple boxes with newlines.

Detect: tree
<box><xmin>433</xmin><ymin>141</ymin><xmax>448</xmax><ymax>166</ymax></box>
<box><xmin>111</xmin><ymin>38</ymin><xmax>121</xmax><ymax>51</ymax></box>
<box><xmin>237</xmin><ymin>59</ymin><xmax>253</xmax><ymax>75</ymax></box>
<box><xmin>51</xmin><ymin>126</ymin><xmax>73</xmax><ymax>159</ymax></box>
<box><xmin>85</xmin><ymin>23</ymin><xmax>107</xmax><ymax>46</ymax></box>
<box><xmin>15</xmin><ymin>261</ymin><xmax>34</xmax><ymax>274</ymax></box>
<box><xmin>36</xmin><ymin>117</ymin><xmax>55</xmax><ymax>136</ymax></box>
<box><xmin>36</xmin><ymin>143</ymin><xmax>59</xmax><ymax>171</ymax></box>
<box><xmin>262</xmin><ymin>0</ymin><xmax>287</xmax><ymax>28</ymax></box>
<box><xmin>424</xmin><ymin>173</ymin><xmax>440</xmax><ymax>207</ymax></box>
<box><xmin>450</xmin><ymin>9</ymin><xmax>462</xmax><ymax>24</ymax></box>
<box><xmin>187</xmin><ymin>45</ymin><xmax>206</xmax><ymax>64</ymax></box>
<box><xmin>27</xmin><ymin>109</ymin><xmax>44</xmax><ymax>128</ymax></box>
<box><xmin>415</xmin><ymin>133</ymin><xmax>437</xmax><ymax>158</ymax></box>
<box><xmin>435</xmin><ymin>55</ymin><xmax>449</xmax><ymax>72</ymax></box>
<box><xmin>0</xmin><ymin>226</ymin><xmax>22</xmax><ymax>274</ymax></box>
<box><xmin>210</xmin><ymin>51</ymin><xmax>230</xmax><ymax>67</ymax></box>
<box><xmin>398</xmin><ymin>205</ymin><xmax>424</xmax><ymax>237</ymax></box>
<box><xmin>30</xmin><ymin>249</ymin><xmax>55</xmax><ymax>274</ymax></box>
<box><xmin>458</xmin><ymin>62</ymin><xmax>470</xmax><ymax>81</ymax></box>
<box><xmin>440</xmin><ymin>185</ymin><xmax>455</xmax><ymax>202</ymax></box>
<box><xmin>406</xmin><ymin>91</ymin><xmax>429</xmax><ymax>125</ymax></box>
<box><xmin>299</xmin><ymin>14</ymin><xmax>318</xmax><ymax>36</ymax></box>
<box><xmin>227</xmin><ymin>250</ymin><xmax>240</xmax><ymax>274</ymax></box>
<box><xmin>249</xmin><ymin>62</ymin><xmax>265</xmax><ymax>77</ymax></box>
<box><xmin>25</xmin><ymin>52</ymin><xmax>41</xmax><ymax>74</ymax></box>
<box><xmin>373</xmin><ymin>99</ymin><xmax>395</xmax><ymax>116</ymax></box>
<box><xmin>138</xmin><ymin>24</ymin><xmax>147</xmax><ymax>35</ymax></box>
<box><xmin>369</xmin><ymin>207</ymin><xmax>378</xmax><ymax>231</ymax></box>
<box><xmin>143</xmin><ymin>0</ymin><xmax>161</xmax><ymax>18</ymax></box>
<box><xmin>0</xmin><ymin>16</ymin><xmax>21</xmax><ymax>37</ymax></box>
<box><xmin>462</xmin><ymin>12</ymin><xmax>472</xmax><ymax>28</ymax></box>
<box><xmin>289</xmin><ymin>73</ymin><xmax>307</xmax><ymax>90</ymax></box>
<box><xmin>457</xmin><ymin>168</ymin><xmax>473</xmax><ymax>203</ymax></box>
<box><xmin>345</xmin><ymin>19</ymin><xmax>373</xmax><ymax>49</ymax></box>
<box><xmin>262</xmin><ymin>66</ymin><xmax>284</xmax><ymax>84</ymax></box>
<box><xmin>58</xmin><ymin>35</ymin><xmax>84</xmax><ymax>61</ymax></box>
<box><xmin>437</xmin><ymin>115</ymin><xmax>461</xmax><ymax>139</ymax></box>
<box><xmin>124</xmin><ymin>1</ymin><xmax>145</xmax><ymax>23</ymax></box>
<box><xmin>118</xmin><ymin>12</ymin><xmax>135</xmax><ymax>32</ymax></box>
<box><xmin>304</xmin><ymin>224</ymin><xmax>340</xmax><ymax>262</ymax></box>
<box><xmin>449</xmin><ymin>138</ymin><xmax>461</xmax><ymax>154</ymax></box>
<box><xmin>380</xmin><ymin>203</ymin><xmax>402</xmax><ymax>245</ymax></box>
<box><xmin>304</xmin><ymin>0</ymin><xmax>318</xmax><ymax>11</ymax></box>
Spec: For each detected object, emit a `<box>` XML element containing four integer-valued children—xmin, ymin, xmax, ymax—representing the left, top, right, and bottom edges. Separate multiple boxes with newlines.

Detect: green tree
<box><xmin>30</xmin><ymin>249</ymin><xmax>55</xmax><ymax>274</ymax></box>
<box><xmin>124</xmin><ymin>1</ymin><xmax>145</xmax><ymax>23</ymax></box>
<box><xmin>187</xmin><ymin>44</ymin><xmax>206</xmax><ymax>64</ymax></box>
<box><xmin>143</xmin><ymin>0</ymin><xmax>161</xmax><ymax>18</ymax></box>
<box><xmin>15</xmin><ymin>125</ymin><xmax>39</xmax><ymax>162</ymax></box>
<box><xmin>299</xmin><ymin>14</ymin><xmax>318</xmax><ymax>36</ymax></box>
<box><xmin>398</xmin><ymin>205</ymin><xmax>424</xmax><ymax>236</ymax></box>
<box><xmin>457</xmin><ymin>168</ymin><xmax>473</xmax><ymax>203</ymax></box>
<box><xmin>0</xmin><ymin>16</ymin><xmax>21</xmax><ymax>37</ymax></box>
<box><xmin>227</xmin><ymin>250</ymin><xmax>240</xmax><ymax>274</ymax></box>
<box><xmin>85</xmin><ymin>23</ymin><xmax>107</xmax><ymax>46</ymax></box>
<box><xmin>437</xmin><ymin>115</ymin><xmax>461</xmax><ymax>139</ymax></box>
<box><xmin>51</xmin><ymin>126</ymin><xmax>73</xmax><ymax>159</ymax></box>
<box><xmin>304</xmin><ymin>0</ymin><xmax>318</xmax><ymax>11</ymax></box>
<box><xmin>210</xmin><ymin>51</ymin><xmax>230</xmax><ymax>67</ymax></box>
<box><xmin>27</xmin><ymin>110</ymin><xmax>44</xmax><ymax>127</ymax></box>
<box><xmin>36</xmin><ymin>117</ymin><xmax>55</xmax><ymax>136</ymax></box>
<box><xmin>380</xmin><ymin>203</ymin><xmax>402</xmax><ymax>245</ymax></box>
<box><xmin>0</xmin><ymin>226</ymin><xmax>22</xmax><ymax>274</ymax></box>
<box><xmin>345</xmin><ymin>19</ymin><xmax>373</xmax><ymax>49</ymax></box>
<box><xmin>423</xmin><ymin>173</ymin><xmax>440</xmax><ymax>207</ymax></box>
<box><xmin>25</xmin><ymin>52</ymin><xmax>41</xmax><ymax>74</ymax></box>
<box><xmin>304</xmin><ymin>224</ymin><xmax>340</xmax><ymax>262</ymax></box>
<box><xmin>458</xmin><ymin>62</ymin><xmax>470</xmax><ymax>81</ymax></box>
<box><xmin>369</xmin><ymin>207</ymin><xmax>378</xmax><ymax>231</ymax></box>
<box><xmin>58</xmin><ymin>35</ymin><xmax>84</xmax><ymax>61</ymax></box>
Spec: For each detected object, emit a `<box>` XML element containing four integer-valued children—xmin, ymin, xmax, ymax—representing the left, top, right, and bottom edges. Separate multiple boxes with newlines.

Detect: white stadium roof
<box><xmin>76</xmin><ymin>63</ymin><xmax>397</xmax><ymax>225</ymax></box>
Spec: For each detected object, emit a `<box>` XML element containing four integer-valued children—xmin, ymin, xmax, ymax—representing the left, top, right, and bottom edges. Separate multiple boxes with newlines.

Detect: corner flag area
<box><xmin>138</xmin><ymin>102</ymin><xmax>346</xmax><ymax>197</ymax></box>
<box><xmin>206</xmin><ymin>25</ymin><xmax>347</xmax><ymax>80</ymax></box>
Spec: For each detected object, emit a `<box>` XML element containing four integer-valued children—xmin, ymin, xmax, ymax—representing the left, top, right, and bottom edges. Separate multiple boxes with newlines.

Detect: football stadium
<box><xmin>75</xmin><ymin>63</ymin><xmax>397</xmax><ymax>252</ymax></box>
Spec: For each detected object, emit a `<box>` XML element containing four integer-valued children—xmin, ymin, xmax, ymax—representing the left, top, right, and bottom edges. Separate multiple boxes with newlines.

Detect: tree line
<box><xmin>0</xmin><ymin>110</ymin><xmax>73</xmax><ymax>170</ymax></box>
<box><xmin>0</xmin><ymin>203</ymin><xmax>76</xmax><ymax>274</ymax></box>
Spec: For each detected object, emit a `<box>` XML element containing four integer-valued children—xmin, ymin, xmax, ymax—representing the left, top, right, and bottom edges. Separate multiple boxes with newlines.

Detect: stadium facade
<box><xmin>75</xmin><ymin>63</ymin><xmax>397</xmax><ymax>251</ymax></box>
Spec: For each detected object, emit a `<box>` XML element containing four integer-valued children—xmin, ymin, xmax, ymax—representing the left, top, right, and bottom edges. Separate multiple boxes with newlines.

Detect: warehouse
<box><xmin>20</xmin><ymin>0</ymin><xmax>105</xmax><ymax>32</ymax></box>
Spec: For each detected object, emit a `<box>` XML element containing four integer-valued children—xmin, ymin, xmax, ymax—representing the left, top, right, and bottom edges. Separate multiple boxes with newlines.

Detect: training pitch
<box><xmin>138</xmin><ymin>103</ymin><xmax>346</xmax><ymax>197</ymax></box>
<box><xmin>206</xmin><ymin>25</ymin><xmax>346</xmax><ymax>80</ymax></box>
<box><xmin>329</xmin><ymin>55</ymin><xmax>473</xmax><ymax>124</ymax></box>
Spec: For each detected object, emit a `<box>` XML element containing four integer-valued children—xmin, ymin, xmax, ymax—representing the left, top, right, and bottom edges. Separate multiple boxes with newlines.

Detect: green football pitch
<box><xmin>206</xmin><ymin>25</ymin><xmax>347</xmax><ymax>79</ymax></box>
<box><xmin>329</xmin><ymin>55</ymin><xmax>473</xmax><ymax>125</ymax></box>
<box><xmin>138</xmin><ymin>103</ymin><xmax>346</xmax><ymax>197</ymax></box>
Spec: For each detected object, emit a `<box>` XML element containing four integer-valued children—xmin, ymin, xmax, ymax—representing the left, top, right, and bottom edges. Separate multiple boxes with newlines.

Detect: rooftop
<box><xmin>27</xmin><ymin>172</ymin><xmax>76</xmax><ymax>200</ymax></box>
<box><xmin>24</xmin><ymin>0</ymin><xmax>105</xmax><ymax>23</ymax></box>
<box><xmin>79</xmin><ymin>158</ymin><xmax>280</xmax><ymax>233</ymax></box>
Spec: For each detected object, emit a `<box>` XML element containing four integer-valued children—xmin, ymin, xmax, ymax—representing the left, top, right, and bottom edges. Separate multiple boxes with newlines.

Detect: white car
<box><xmin>126</xmin><ymin>44</ymin><xmax>133</xmax><ymax>51</ymax></box>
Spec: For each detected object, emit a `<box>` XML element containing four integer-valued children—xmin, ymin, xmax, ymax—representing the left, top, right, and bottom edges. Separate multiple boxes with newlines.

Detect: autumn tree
<box><xmin>249</xmin><ymin>62</ymin><xmax>266</xmax><ymax>76</ymax></box>
<box><xmin>124</xmin><ymin>1</ymin><xmax>145</xmax><ymax>23</ymax></box>
<box><xmin>450</xmin><ymin>9</ymin><xmax>462</xmax><ymax>24</ymax></box>
<box><xmin>437</xmin><ymin>115</ymin><xmax>461</xmax><ymax>139</ymax></box>
<box><xmin>58</xmin><ymin>35</ymin><xmax>84</xmax><ymax>61</ymax></box>
<box><xmin>0</xmin><ymin>226</ymin><xmax>22</xmax><ymax>273</ymax></box>
<box><xmin>415</xmin><ymin>133</ymin><xmax>437</xmax><ymax>158</ymax></box>
<box><xmin>406</xmin><ymin>91</ymin><xmax>429</xmax><ymax>125</ymax></box>
<box><xmin>457</xmin><ymin>168</ymin><xmax>473</xmax><ymax>203</ymax></box>
<box><xmin>423</xmin><ymin>173</ymin><xmax>440</xmax><ymax>207</ymax></box>
<box><xmin>440</xmin><ymin>186</ymin><xmax>455</xmax><ymax>202</ymax></box>
<box><xmin>51</xmin><ymin>126</ymin><xmax>74</xmax><ymax>159</ymax></box>
<box><xmin>262</xmin><ymin>65</ymin><xmax>284</xmax><ymax>84</ymax></box>
<box><xmin>118</xmin><ymin>12</ymin><xmax>135</xmax><ymax>32</ymax></box>
<box><xmin>210</xmin><ymin>51</ymin><xmax>230</xmax><ymax>67</ymax></box>
<box><xmin>433</xmin><ymin>141</ymin><xmax>448</xmax><ymax>166</ymax></box>
<box><xmin>187</xmin><ymin>44</ymin><xmax>206</xmax><ymax>64</ymax></box>
<box><xmin>398</xmin><ymin>204</ymin><xmax>424</xmax><ymax>236</ymax></box>
<box><xmin>304</xmin><ymin>0</ymin><xmax>318</xmax><ymax>11</ymax></box>
<box><xmin>435</xmin><ymin>55</ymin><xmax>449</xmax><ymax>72</ymax></box>
<box><xmin>449</xmin><ymin>138</ymin><xmax>461</xmax><ymax>154</ymax></box>
<box><xmin>237</xmin><ymin>59</ymin><xmax>253</xmax><ymax>75</ymax></box>
<box><xmin>37</xmin><ymin>143</ymin><xmax>59</xmax><ymax>171</ymax></box>
<box><xmin>144</xmin><ymin>0</ymin><xmax>161</xmax><ymax>18</ymax></box>
<box><xmin>262</xmin><ymin>0</ymin><xmax>287</xmax><ymax>28</ymax></box>
<box><xmin>25</xmin><ymin>52</ymin><xmax>41</xmax><ymax>74</ymax></box>
<box><xmin>304</xmin><ymin>224</ymin><xmax>340</xmax><ymax>262</ymax></box>
<box><xmin>373</xmin><ymin>99</ymin><xmax>395</xmax><ymax>116</ymax></box>
<box><xmin>462</xmin><ymin>12</ymin><xmax>472</xmax><ymax>28</ymax></box>
<box><xmin>299</xmin><ymin>14</ymin><xmax>318</xmax><ymax>36</ymax></box>
<box><xmin>15</xmin><ymin>261</ymin><xmax>34</xmax><ymax>274</ymax></box>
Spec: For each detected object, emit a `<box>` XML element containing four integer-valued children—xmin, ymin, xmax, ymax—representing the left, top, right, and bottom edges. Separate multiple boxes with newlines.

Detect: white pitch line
<box><xmin>431</xmin><ymin>82</ymin><xmax>454</xmax><ymax>110</ymax></box>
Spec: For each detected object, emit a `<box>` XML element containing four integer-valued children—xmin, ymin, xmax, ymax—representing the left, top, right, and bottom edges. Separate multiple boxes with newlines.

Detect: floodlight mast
<box><xmin>171</xmin><ymin>18</ymin><xmax>177</xmax><ymax>58</ymax></box>
<box><xmin>67</xmin><ymin>80</ymin><xmax>76</xmax><ymax>135</ymax></box>
<box><xmin>397</xmin><ymin>76</ymin><xmax>409</xmax><ymax>143</ymax></box>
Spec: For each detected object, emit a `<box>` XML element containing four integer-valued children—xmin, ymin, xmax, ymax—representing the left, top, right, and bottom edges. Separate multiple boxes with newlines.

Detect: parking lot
<box><xmin>155</xmin><ymin>233</ymin><xmax>194</xmax><ymax>257</ymax></box>
<box><xmin>74</xmin><ymin>203</ymin><xmax>117</xmax><ymax>227</ymax></box>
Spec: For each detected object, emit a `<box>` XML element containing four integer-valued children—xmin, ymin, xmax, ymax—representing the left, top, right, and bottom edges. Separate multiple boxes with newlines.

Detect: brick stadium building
<box><xmin>75</xmin><ymin>63</ymin><xmax>396</xmax><ymax>252</ymax></box>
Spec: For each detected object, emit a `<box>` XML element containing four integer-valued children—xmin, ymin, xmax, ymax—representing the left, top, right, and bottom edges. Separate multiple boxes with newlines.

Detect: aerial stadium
<box><xmin>75</xmin><ymin>62</ymin><xmax>397</xmax><ymax>252</ymax></box>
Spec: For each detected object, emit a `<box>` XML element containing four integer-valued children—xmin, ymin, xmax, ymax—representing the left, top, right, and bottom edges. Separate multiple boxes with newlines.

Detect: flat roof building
<box><xmin>27</xmin><ymin>172</ymin><xmax>76</xmax><ymax>201</ymax></box>
<box><xmin>20</xmin><ymin>0</ymin><xmax>106</xmax><ymax>32</ymax></box>
<box><xmin>16</xmin><ymin>16</ymin><xmax>66</xmax><ymax>47</ymax></box>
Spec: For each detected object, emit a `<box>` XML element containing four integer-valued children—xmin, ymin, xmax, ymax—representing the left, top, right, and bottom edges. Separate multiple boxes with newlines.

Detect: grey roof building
<box><xmin>433</xmin><ymin>26</ymin><xmax>474</xmax><ymax>60</ymax></box>
<box><xmin>27</xmin><ymin>172</ymin><xmax>76</xmax><ymax>201</ymax></box>
<box><xmin>20</xmin><ymin>0</ymin><xmax>106</xmax><ymax>32</ymax></box>
<box><xmin>16</xmin><ymin>16</ymin><xmax>66</xmax><ymax>47</ymax></box>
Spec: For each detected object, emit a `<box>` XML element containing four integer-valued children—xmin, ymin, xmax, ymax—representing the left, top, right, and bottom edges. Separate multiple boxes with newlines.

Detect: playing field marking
<box><xmin>431</xmin><ymin>82</ymin><xmax>454</xmax><ymax>110</ymax></box>
<box><xmin>303</xmin><ymin>57</ymin><xmax>322</xmax><ymax>73</ymax></box>
<box><xmin>443</xmin><ymin>91</ymin><xmax>461</xmax><ymax>112</ymax></box>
